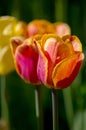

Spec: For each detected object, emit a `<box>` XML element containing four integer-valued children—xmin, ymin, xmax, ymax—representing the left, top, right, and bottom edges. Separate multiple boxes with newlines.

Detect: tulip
<box><xmin>11</xmin><ymin>34</ymin><xmax>84</xmax><ymax>89</ymax></box>
<box><xmin>27</xmin><ymin>20</ymin><xmax>71</xmax><ymax>38</ymax></box>
<box><xmin>0</xmin><ymin>16</ymin><xmax>26</xmax><ymax>75</ymax></box>
<box><xmin>27</xmin><ymin>19</ymin><xmax>55</xmax><ymax>37</ymax></box>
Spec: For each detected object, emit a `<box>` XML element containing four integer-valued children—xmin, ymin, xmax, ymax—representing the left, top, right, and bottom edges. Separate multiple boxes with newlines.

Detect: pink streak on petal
<box><xmin>44</xmin><ymin>38</ymin><xmax>60</xmax><ymax>63</ymax></box>
<box><xmin>15</xmin><ymin>44</ymin><xmax>39</xmax><ymax>84</ymax></box>
<box><xmin>36</xmin><ymin>43</ymin><xmax>48</xmax><ymax>84</ymax></box>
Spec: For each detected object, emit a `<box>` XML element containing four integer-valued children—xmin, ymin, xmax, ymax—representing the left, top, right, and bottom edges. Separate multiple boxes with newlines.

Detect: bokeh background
<box><xmin>0</xmin><ymin>0</ymin><xmax>86</xmax><ymax>130</ymax></box>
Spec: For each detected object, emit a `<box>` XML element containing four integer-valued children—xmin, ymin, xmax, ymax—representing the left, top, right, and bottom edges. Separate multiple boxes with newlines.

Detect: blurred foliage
<box><xmin>0</xmin><ymin>0</ymin><xmax>86</xmax><ymax>130</ymax></box>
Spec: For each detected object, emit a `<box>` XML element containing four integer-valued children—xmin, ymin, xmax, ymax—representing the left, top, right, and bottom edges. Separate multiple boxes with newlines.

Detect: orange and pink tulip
<box><xmin>11</xmin><ymin>34</ymin><xmax>84</xmax><ymax>89</ymax></box>
<box><xmin>26</xmin><ymin>20</ymin><xmax>71</xmax><ymax>38</ymax></box>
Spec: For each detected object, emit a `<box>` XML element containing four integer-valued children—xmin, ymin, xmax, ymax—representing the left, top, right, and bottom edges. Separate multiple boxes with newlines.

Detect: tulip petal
<box><xmin>55</xmin><ymin>42</ymin><xmax>75</xmax><ymax>64</ymax></box>
<box><xmin>70</xmin><ymin>36</ymin><xmax>82</xmax><ymax>52</ymax></box>
<box><xmin>44</xmin><ymin>37</ymin><xmax>59</xmax><ymax>63</ymax></box>
<box><xmin>52</xmin><ymin>53</ymin><xmax>84</xmax><ymax>89</ymax></box>
<box><xmin>36</xmin><ymin>43</ymin><xmax>49</xmax><ymax>86</ymax></box>
<box><xmin>54</xmin><ymin>22</ymin><xmax>71</xmax><ymax>37</ymax></box>
<box><xmin>62</xmin><ymin>35</ymin><xmax>82</xmax><ymax>52</ymax></box>
<box><xmin>15</xmin><ymin>43</ymin><xmax>39</xmax><ymax>84</ymax></box>
<box><xmin>41</xmin><ymin>34</ymin><xmax>62</xmax><ymax>63</ymax></box>
<box><xmin>10</xmin><ymin>36</ymin><xmax>24</xmax><ymax>55</ymax></box>
<box><xmin>0</xmin><ymin>16</ymin><xmax>17</xmax><ymax>33</ymax></box>
<box><xmin>0</xmin><ymin>46</ymin><xmax>14</xmax><ymax>75</ymax></box>
<box><xmin>14</xmin><ymin>22</ymin><xmax>27</xmax><ymax>36</ymax></box>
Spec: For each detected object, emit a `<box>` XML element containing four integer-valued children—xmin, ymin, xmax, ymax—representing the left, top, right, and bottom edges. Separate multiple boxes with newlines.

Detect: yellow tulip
<box><xmin>0</xmin><ymin>16</ymin><xmax>26</xmax><ymax>75</ymax></box>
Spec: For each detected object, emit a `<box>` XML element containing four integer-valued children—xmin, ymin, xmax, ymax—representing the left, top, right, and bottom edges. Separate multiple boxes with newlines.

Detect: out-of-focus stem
<box><xmin>52</xmin><ymin>89</ymin><xmax>59</xmax><ymax>130</ymax></box>
<box><xmin>35</xmin><ymin>85</ymin><xmax>43</xmax><ymax>130</ymax></box>
<box><xmin>1</xmin><ymin>76</ymin><xmax>9</xmax><ymax>125</ymax></box>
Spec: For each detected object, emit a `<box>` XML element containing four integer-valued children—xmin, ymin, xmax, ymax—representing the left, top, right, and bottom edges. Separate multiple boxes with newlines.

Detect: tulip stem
<box><xmin>35</xmin><ymin>85</ymin><xmax>43</xmax><ymax>130</ymax></box>
<box><xmin>52</xmin><ymin>89</ymin><xmax>59</xmax><ymax>130</ymax></box>
<box><xmin>0</xmin><ymin>76</ymin><xmax>9</xmax><ymax>125</ymax></box>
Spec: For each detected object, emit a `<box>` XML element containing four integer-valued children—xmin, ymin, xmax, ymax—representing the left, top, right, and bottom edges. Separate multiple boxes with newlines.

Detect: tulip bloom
<box><xmin>27</xmin><ymin>20</ymin><xmax>71</xmax><ymax>38</ymax></box>
<box><xmin>11</xmin><ymin>34</ymin><xmax>84</xmax><ymax>89</ymax></box>
<box><xmin>27</xmin><ymin>20</ymin><xmax>55</xmax><ymax>37</ymax></box>
<box><xmin>0</xmin><ymin>16</ymin><xmax>26</xmax><ymax>75</ymax></box>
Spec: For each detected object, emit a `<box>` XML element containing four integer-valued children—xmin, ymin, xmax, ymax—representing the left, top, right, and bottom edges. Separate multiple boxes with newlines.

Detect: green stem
<box><xmin>52</xmin><ymin>89</ymin><xmax>59</xmax><ymax>130</ymax></box>
<box><xmin>63</xmin><ymin>87</ymin><xmax>74</xmax><ymax>128</ymax></box>
<box><xmin>1</xmin><ymin>76</ymin><xmax>9</xmax><ymax>124</ymax></box>
<box><xmin>35</xmin><ymin>85</ymin><xmax>43</xmax><ymax>130</ymax></box>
